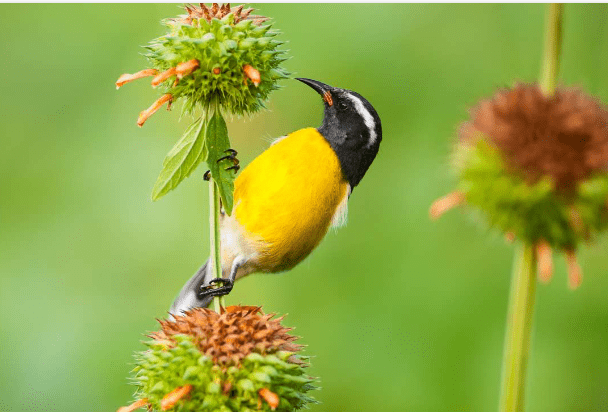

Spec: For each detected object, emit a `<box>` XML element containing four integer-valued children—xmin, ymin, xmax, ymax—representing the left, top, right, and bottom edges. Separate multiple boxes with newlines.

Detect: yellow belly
<box><xmin>233</xmin><ymin>127</ymin><xmax>348</xmax><ymax>272</ymax></box>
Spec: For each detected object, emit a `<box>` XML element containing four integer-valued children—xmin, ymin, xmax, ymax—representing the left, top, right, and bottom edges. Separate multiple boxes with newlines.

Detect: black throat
<box><xmin>295</xmin><ymin>78</ymin><xmax>382</xmax><ymax>190</ymax></box>
<box><xmin>318</xmin><ymin>114</ymin><xmax>381</xmax><ymax>190</ymax></box>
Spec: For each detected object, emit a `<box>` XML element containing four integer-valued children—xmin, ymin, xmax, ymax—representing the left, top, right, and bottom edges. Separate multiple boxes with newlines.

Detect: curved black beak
<box><xmin>296</xmin><ymin>78</ymin><xmax>332</xmax><ymax>95</ymax></box>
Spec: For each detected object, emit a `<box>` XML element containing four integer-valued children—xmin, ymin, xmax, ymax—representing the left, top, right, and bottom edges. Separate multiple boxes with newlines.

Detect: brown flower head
<box><xmin>431</xmin><ymin>83</ymin><xmax>608</xmax><ymax>289</ymax></box>
<box><xmin>151</xmin><ymin>306</ymin><xmax>302</xmax><ymax>366</ymax></box>
<box><xmin>173</xmin><ymin>3</ymin><xmax>269</xmax><ymax>26</ymax></box>
<box><xmin>121</xmin><ymin>306</ymin><xmax>317</xmax><ymax>412</ymax></box>
<box><xmin>460</xmin><ymin>83</ymin><xmax>608</xmax><ymax>193</ymax></box>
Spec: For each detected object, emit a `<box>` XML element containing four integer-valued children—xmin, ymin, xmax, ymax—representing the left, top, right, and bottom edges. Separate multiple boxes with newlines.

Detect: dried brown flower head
<box><xmin>431</xmin><ymin>83</ymin><xmax>608</xmax><ymax>289</ymax></box>
<box><xmin>123</xmin><ymin>306</ymin><xmax>317</xmax><ymax>411</ymax></box>
<box><xmin>460</xmin><ymin>83</ymin><xmax>608</xmax><ymax>193</ymax></box>
<box><xmin>151</xmin><ymin>306</ymin><xmax>302</xmax><ymax>366</ymax></box>
<box><xmin>174</xmin><ymin>3</ymin><xmax>270</xmax><ymax>26</ymax></box>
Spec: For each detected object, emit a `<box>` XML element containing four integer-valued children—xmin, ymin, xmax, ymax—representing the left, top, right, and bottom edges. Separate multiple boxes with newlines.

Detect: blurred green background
<box><xmin>1</xmin><ymin>3</ymin><xmax>608</xmax><ymax>411</ymax></box>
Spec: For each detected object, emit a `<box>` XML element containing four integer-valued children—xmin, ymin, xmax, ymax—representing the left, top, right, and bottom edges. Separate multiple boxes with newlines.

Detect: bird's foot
<box><xmin>198</xmin><ymin>278</ymin><xmax>234</xmax><ymax>300</ymax></box>
<box><xmin>217</xmin><ymin>149</ymin><xmax>240</xmax><ymax>173</ymax></box>
<box><xmin>203</xmin><ymin>150</ymin><xmax>240</xmax><ymax>180</ymax></box>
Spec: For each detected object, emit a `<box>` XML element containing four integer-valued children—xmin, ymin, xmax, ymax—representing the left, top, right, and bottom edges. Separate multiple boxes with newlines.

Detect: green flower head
<box><xmin>116</xmin><ymin>3</ymin><xmax>290</xmax><ymax>125</ymax></box>
<box><xmin>431</xmin><ymin>83</ymin><xmax>608</xmax><ymax>289</ymax></box>
<box><xmin>119</xmin><ymin>306</ymin><xmax>318</xmax><ymax>412</ymax></box>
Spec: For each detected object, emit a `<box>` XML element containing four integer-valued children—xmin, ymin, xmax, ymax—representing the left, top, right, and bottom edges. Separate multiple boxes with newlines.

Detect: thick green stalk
<box><xmin>206</xmin><ymin>99</ymin><xmax>229</xmax><ymax>313</ymax></box>
<box><xmin>499</xmin><ymin>6</ymin><xmax>564</xmax><ymax>409</ymax></box>
<box><xmin>540</xmin><ymin>3</ymin><xmax>563</xmax><ymax>97</ymax></box>
<box><xmin>207</xmin><ymin>100</ymin><xmax>228</xmax><ymax>312</ymax></box>
<box><xmin>209</xmin><ymin>177</ymin><xmax>222</xmax><ymax>314</ymax></box>
<box><xmin>499</xmin><ymin>243</ymin><xmax>537</xmax><ymax>411</ymax></box>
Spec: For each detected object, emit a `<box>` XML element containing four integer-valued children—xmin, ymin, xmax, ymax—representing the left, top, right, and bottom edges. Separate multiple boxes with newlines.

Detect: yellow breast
<box><xmin>233</xmin><ymin>127</ymin><xmax>348</xmax><ymax>272</ymax></box>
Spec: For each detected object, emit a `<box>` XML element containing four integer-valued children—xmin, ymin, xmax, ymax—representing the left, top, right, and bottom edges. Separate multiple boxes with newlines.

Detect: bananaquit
<box><xmin>170</xmin><ymin>78</ymin><xmax>382</xmax><ymax>315</ymax></box>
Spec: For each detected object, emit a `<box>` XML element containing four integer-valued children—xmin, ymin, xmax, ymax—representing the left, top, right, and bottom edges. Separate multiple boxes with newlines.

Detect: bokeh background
<box><xmin>1</xmin><ymin>3</ymin><xmax>608</xmax><ymax>411</ymax></box>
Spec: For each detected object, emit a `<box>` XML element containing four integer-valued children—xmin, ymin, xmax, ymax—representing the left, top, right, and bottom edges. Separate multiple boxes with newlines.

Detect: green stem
<box><xmin>209</xmin><ymin>177</ymin><xmax>222</xmax><ymax>314</ymax></box>
<box><xmin>499</xmin><ymin>243</ymin><xmax>538</xmax><ymax>411</ymax></box>
<box><xmin>207</xmin><ymin>100</ymin><xmax>226</xmax><ymax>313</ymax></box>
<box><xmin>539</xmin><ymin>3</ymin><xmax>564</xmax><ymax>97</ymax></box>
<box><xmin>498</xmin><ymin>5</ymin><xmax>564</xmax><ymax>409</ymax></box>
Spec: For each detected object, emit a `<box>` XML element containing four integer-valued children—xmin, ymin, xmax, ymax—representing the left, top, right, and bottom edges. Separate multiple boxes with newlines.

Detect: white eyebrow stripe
<box><xmin>345</xmin><ymin>93</ymin><xmax>377</xmax><ymax>147</ymax></box>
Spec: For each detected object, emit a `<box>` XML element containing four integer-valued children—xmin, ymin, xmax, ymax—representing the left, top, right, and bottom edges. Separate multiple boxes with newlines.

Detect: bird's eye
<box><xmin>338</xmin><ymin>102</ymin><xmax>348</xmax><ymax>110</ymax></box>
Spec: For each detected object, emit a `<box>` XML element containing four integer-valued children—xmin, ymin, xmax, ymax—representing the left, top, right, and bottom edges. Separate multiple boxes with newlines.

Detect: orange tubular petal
<box><xmin>243</xmin><ymin>64</ymin><xmax>261</xmax><ymax>86</ymax></box>
<box><xmin>137</xmin><ymin>94</ymin><xmax>172</xmax><ymax>127</ymax></box>
<box><xmin>536</xmin><ymin>240</ymin><xmax>553</xmax><ymax>283</ymax></box>
<box><xmin>568</xmin><ymin>207</ymin><xmax>587</xmax><ymax>238</ymax></box>
<box><xmin>151</xmin><ymin>67</ymin><xmax>177</xmax><ymax>87</ymax></box>
<box><xmin>117</xmin><ymin>399</ymin><xmax>148</xmax><ymax>412</ymax></box>
<box><xmin>565</xmin><ymin>250</ymin><xmax>583</xmax><ymax>290</ymax></box>
<box><xmin>161</xmin><ymin>385</ymin><xmax>193</xmax><ymax>411</ymax></box>
<box><xmin>259</xmin><ymin>388</ymin><xmax>279</xmax><ymax>410</ymax></box>
<box><xmin>222</xmin><ymin>381</ymin><xmax>232</xmax><ymax>395</ymax></box>
<box><xmin>115</xmin><ymin>69</ymin><xmax>158</xmax><ymax>89</ymax></box>
<box><xmin>176</xmin><ymin>59</ymin><xmax>200</xmax><ymax>80</ymax></box>
<box><xmin>429</xmin><ymin>191</ymin><xmax>465</xmax><ymax>220</ymax></box>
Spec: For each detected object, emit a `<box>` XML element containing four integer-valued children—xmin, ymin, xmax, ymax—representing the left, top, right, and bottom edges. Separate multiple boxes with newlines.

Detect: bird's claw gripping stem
<box><xmin>203</xmin><ymin>149</ymin><xmax>240</xmax><ymax>180</ymax></box>
<box><xmin>217</xmin><ymin>149</ymin><xmax>240</xmax><ymax>171</ymax></box>
<box><xmin>198</xmin><ymin>278</ymin><xmax>234</xmax><ymax>300</ymax></box>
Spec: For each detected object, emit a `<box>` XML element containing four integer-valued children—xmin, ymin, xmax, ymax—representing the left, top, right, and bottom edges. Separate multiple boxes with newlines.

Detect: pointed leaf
<box><xmin>206</xmin><ymin>111</ymin><xmax>236</xmax><ymax>215</ymax></box>
<box><xmin>152</xmin><ymin>116</ymin><xmax>207</xmax><ymax>201</ymax></box>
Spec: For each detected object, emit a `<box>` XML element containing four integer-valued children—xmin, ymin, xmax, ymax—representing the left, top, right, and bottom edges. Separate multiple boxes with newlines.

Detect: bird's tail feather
<box><xmin>169</xmin><ymin>259</ymin><xmax>213</xmax><ymax>316</ymax></box>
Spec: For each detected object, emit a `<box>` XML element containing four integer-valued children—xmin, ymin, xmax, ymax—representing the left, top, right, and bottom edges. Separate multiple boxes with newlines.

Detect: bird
<box><xmin>169</xmin><ymin>78</ymin><xmax>382</xmax><ymax>315</ymax></box>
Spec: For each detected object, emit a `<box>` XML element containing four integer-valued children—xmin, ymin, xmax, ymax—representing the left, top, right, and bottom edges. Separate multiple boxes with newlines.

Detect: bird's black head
<box><xmin>296</xmin><ymin>78</ymin><xmax>382</xmax><ymax>189</ymax></box>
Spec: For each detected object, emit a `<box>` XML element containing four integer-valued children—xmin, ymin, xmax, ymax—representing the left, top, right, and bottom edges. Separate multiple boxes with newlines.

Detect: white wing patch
<box><xmin>330</xmin><ymin>184</ymin><xmax>351</xmax><ymax>229</ymax></box>
<box><xmin>271</xmin><ymin>135</ymin><xmax>288</xmax><ymax>146</ymax></box>
<box><xmin>345</xmin><ymin>93</ymin><xmax>377</xmax><ymax>147</ymax></box>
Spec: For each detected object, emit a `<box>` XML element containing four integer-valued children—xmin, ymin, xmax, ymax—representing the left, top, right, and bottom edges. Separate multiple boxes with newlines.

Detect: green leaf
<box><xmin>205</xmin><ymin>110</ymin><xmax>236</xmax><ymax>215</ymax></box>
<box><xmin>151</xmin><ymin>116</ymin><xmax>207</xmax><ymax>201</ymax></box>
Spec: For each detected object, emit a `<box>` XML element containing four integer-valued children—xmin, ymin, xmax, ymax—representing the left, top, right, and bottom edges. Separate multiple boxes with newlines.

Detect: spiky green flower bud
<box><xmin>116</xmin><ymin>4</ymin><xmax>290</xmax><ymax>207</ymax></box>
<box><xmin>431</xmin><ymin>83</ymin><xmax>608</xmax><ymax>288</ymax></box>
<box><xmin>119</xmin><ymin>3</ymin><xmax>290</xmax><ymax>119</ymax></box>
<box><xmin>119</xmin><ymin>306</ymin><xmax>318</xmax><ymax>412</ymax></box>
